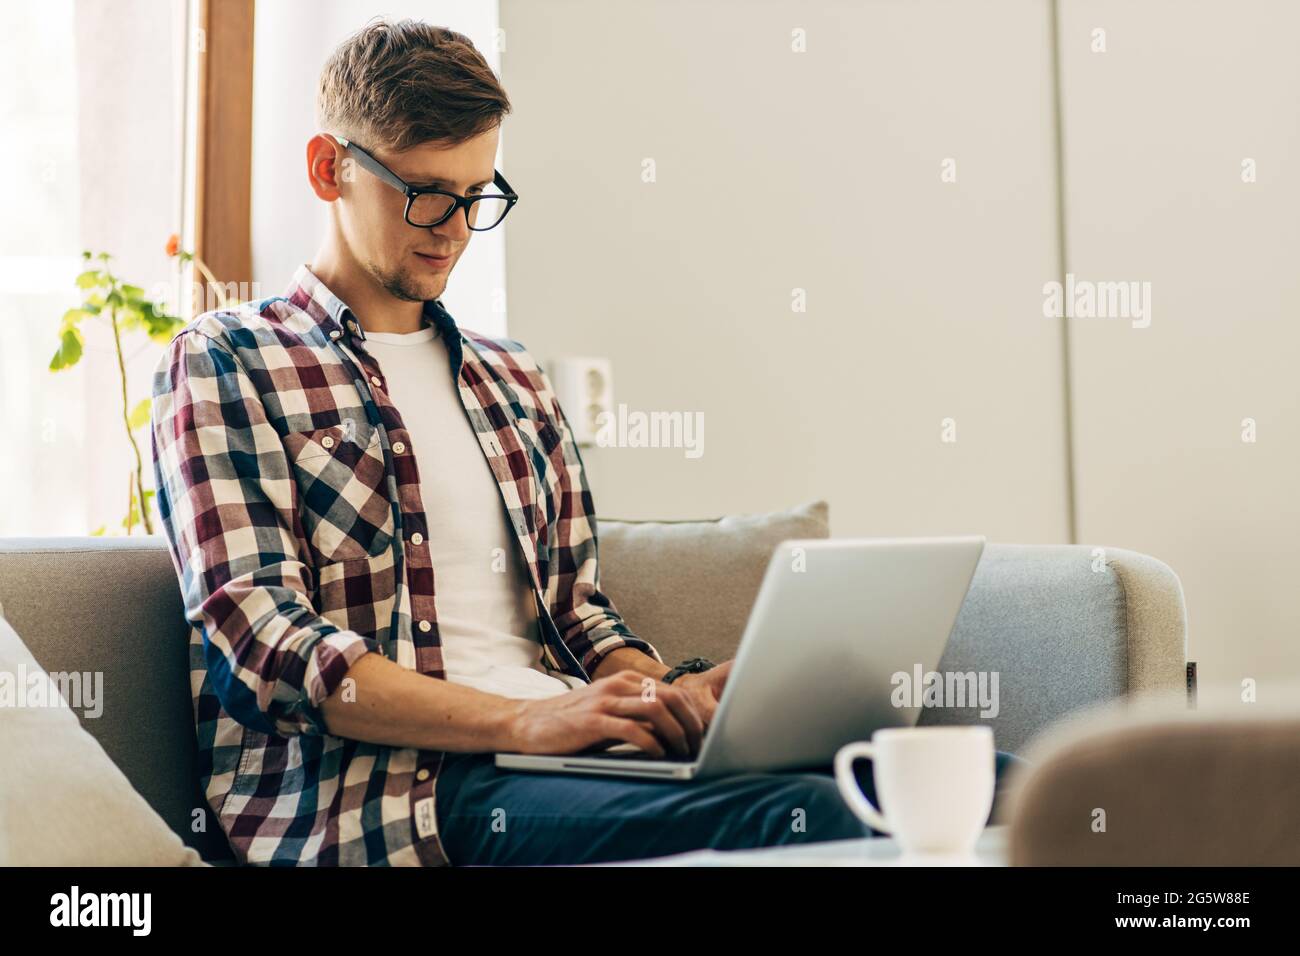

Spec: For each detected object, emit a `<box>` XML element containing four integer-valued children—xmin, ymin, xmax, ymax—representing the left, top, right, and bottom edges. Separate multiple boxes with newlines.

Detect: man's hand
<box><xmin>671</xmin><ymin>660</ymin><xmax>733</xmax><ymax>731</ymax></box>
<box><xmin>505</xmin><ymin>670</ymin><xmax>706</xmax><ymax>758</ymax></box>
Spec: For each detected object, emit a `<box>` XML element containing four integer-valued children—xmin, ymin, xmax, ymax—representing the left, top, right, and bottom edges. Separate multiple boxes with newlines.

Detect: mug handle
<box><xmin>834</xmin><ymin>742</ymin><xmax>891</xmax><ymax>834</ymax></box>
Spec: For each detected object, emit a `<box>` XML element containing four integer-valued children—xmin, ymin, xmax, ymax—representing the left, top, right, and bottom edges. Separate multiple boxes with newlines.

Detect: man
<box><xmin>151</xmin><ymin>19</ymin><xmax>1017</xmax><ymax>866</ymax></box>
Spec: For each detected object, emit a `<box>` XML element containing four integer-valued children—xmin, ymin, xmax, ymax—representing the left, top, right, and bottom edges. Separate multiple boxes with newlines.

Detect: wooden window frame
<box><xmin>192</xmin><ymin>0</ymin><xmax>255</xmax><ymax>296</ymax></box>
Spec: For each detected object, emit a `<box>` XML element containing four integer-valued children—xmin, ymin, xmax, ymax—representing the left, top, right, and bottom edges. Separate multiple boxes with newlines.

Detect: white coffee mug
<box><xmin>834</xmin><ymin>726</ymin><xmax>995</xmax><ymax>855</ymax></box>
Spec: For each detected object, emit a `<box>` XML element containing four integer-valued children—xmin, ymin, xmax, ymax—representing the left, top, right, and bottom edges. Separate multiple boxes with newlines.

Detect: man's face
<box><xmin>337</xmin><ymin>126</ymin><xmax>500</xmax><ymax>303</ymax></box>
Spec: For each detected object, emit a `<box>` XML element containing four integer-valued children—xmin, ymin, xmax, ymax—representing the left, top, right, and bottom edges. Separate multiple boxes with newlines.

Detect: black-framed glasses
<box><xmin>334</xmin><ymin>134</ymin><xmax>519</xmax><ymax>231</ymax></box>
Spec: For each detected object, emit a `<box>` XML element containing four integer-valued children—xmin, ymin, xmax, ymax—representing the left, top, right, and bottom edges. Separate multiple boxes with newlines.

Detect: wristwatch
<box><xmin>661</xmin><ymin>657</ymin><xmax>716</xmax><ymax>684</ymax></box>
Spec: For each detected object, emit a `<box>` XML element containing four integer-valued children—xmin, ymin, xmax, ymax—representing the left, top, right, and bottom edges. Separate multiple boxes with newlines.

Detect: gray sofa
<box><xmin>0</xmin><ymin>501</ymin><xmax>1189</xmax><ymax>864</ymax></box>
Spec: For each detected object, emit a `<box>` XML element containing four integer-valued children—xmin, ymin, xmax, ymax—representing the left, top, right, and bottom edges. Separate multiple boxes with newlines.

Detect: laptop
<box><xmin>494</xmin><ymin>535</ymin><xmax>985</xmax><ymax>782</ymax></box>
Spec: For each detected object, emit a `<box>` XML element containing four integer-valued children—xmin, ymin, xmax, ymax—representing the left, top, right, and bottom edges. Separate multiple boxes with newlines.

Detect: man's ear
<box><xmin>307</xmin><ymin>134</ymin><xmax>344</xmax><ymax>201</ymax></box>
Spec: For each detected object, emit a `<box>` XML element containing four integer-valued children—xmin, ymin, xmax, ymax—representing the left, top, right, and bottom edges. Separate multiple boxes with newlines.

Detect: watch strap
<box><xmin>662</xmin><ymin>657</ymin><xmax>716</xmax><ymax>684</ymax></box>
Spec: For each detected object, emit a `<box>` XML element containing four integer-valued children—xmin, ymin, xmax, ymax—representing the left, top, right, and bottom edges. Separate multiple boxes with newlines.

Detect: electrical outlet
<box><xmin>546</xmin><ymin>357</ymin><xmax>612</xmax><ymax>447</ymax></box>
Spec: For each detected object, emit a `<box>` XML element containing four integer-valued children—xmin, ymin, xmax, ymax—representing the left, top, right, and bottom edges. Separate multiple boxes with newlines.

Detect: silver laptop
<box><xmin>495</xmin><ymin>535</ymin><xmax>985</xmax><ymax>781</ymax></box>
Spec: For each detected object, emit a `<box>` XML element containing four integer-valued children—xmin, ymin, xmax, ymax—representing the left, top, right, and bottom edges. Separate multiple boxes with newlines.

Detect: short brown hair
<box><xmin>317</xmin><ymin>18</ymin><xmax>511</xmax><ymax>153</ymax></box>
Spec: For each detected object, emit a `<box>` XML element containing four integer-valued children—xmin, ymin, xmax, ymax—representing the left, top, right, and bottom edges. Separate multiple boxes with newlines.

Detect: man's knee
<box><xmin>791</xmin><ymin>775</ymin><xmax>874</xmax><ymax>841</ymax></box>
<box><xmin>726</xmin><ymin>774</ymin><xmax>871</xmax><ymax>848</ymax></box>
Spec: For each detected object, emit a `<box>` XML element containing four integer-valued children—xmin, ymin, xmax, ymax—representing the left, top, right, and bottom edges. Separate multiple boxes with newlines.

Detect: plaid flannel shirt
<box><xmin>150</xmin><ymin>264</ymin><xmax>661</xmax><ymax>866</ymax></box>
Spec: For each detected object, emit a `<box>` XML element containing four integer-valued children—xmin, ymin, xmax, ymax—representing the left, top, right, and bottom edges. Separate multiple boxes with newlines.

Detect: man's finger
<box><xmin>697</xmin><ymin>693</ymin><xmax>717</xmax><ymax>726</ymax></box>
<box><xmin>704</xmin><ymin>660</ymin><xmax>732</xmax><ymax>694</ymax></box>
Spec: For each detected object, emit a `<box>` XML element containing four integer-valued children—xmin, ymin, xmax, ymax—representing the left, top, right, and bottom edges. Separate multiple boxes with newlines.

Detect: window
<box><xmin>0</xmin><ymin>0</ymin><xmax>190</xmax><ymax>536</ymax></box>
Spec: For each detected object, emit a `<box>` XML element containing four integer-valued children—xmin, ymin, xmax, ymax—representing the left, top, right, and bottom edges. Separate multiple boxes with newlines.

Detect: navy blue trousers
<box><xmin>434</xmin><ymin>749</ymin><xmax>1027</xmax><ymax>866</ymax></box>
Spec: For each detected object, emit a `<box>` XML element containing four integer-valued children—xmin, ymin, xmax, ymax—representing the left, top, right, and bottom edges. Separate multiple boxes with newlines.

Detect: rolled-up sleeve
<box><xmin>534</xmin><ymin>365</ymin><xmax>664</xmax><ymax>675</ymax></box>
<box><xmin>150</xmin><ymin>329</ymin><xmax>378</xmax><ymax>737</ymax></box>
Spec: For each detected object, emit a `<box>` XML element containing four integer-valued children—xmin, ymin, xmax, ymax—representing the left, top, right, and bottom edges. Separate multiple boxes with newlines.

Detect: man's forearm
<box><xmin>589</xmin><ymin>646</ymin><xmax>671</xmax><ymax>683</ymax></box>
<box><xmin>319</xmin><ymin>652</ymin><xmax>521</xmax><ymax>752</ymax></box>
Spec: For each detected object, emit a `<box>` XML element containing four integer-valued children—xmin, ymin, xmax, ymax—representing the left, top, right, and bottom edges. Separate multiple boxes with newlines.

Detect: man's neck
<box><xmin>310</xmin><ymin>239</ymin><xmax>426</xmax><ymax>335</ymax></box>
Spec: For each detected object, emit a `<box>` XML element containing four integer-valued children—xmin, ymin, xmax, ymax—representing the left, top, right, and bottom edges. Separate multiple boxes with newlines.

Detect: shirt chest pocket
<box><xmin>283</xmin><ymin>420</ymin><xmax>395</xmax><ymax>564</ymax></box>
<box><xmin>514</xmin><ymin>417</ymin><xmax>564</xmax><ymax>489</ymax></box>
<box><xmin>515</xmin><ymin>415</ymin><xmax>563</xmax><ymax>463</ymax></box>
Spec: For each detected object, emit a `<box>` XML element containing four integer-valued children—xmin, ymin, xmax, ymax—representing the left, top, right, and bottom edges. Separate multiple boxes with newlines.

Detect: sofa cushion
<box><xmin>598</xmin><ymin>500</ymin><xmax>830</xmax><ymax>666</ymax></box>
<box><xmin>0</xmin><ymin>536</ymin><xmax>233</xmax><ymax>862</ymax></box>
<box><xmin>0</xmin><ymin>612</ymin><xmax>206</xmax><ymax>866</ymax></box>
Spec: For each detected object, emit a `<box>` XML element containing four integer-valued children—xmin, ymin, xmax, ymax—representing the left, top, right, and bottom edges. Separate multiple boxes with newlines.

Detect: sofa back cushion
<box><xmin>598</xmin><ymin>500</ymin><xmax>831</xmax><ymax>666</ymax></box>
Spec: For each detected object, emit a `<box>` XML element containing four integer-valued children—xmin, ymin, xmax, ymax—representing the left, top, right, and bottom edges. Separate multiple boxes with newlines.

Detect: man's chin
<box><xmin>418</xmin><ymin>279</ymin><xmax>447</xmax><ymax>302</ymax></box>
<box><xmin>375</xmin><ymin>268</ymin><xmax>445</xmax><ymax>303</ymax></box>
<box><xmin>405</xmin><ymin>269</ymin><xmax>448</xmax><ymax>301</ymax></box>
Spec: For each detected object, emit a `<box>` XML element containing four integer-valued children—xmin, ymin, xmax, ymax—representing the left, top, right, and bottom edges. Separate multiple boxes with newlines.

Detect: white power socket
<box><xmin>545</xmin><ymin>357</ymin><xmax>613</xmax><ymax>447</ymax></box>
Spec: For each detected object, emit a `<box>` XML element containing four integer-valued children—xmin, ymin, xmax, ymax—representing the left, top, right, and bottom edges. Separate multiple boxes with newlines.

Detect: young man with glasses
<box><xmin>151</xmin><ymin>19</ymin><xmax>1016</xmax><ymax>867</ymax></box>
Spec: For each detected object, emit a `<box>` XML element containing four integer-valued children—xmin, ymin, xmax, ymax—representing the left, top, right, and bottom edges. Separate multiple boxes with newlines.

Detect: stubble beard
<box><xmin>368</xmin><ymin>258</ymin><xmax>443</xmax><ymax>303</ymax></box>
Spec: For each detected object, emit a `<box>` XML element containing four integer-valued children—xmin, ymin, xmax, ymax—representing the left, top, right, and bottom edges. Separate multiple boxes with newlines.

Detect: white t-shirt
<box><xmin>359</xmin><ymin>323</ymin><xmax>585</xmax><ymax>699</ymax></box>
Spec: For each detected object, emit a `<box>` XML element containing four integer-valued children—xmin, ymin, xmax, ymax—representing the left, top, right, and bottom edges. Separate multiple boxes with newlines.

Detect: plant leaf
<box><xmin>75</xmin><ymin>270</ymin><xmax>103</xmax><ymax>289</ymax></box>
<box><xmin>49</xmin><ymin>327</ymin><xmax>84</xmax><ymax>371</ymax></box>
<box><xmin>122</xmin><ymin>296</ymin><xmax>182</xmax><ymax>341</ymax></box>
<box><xmin>60</xmin><ymin>307</ymin><xmax>90</xmax><ymax>330</ymax></box>
<box><xmin>128</xmin><ymin>398</ymin><xmax>152</xmax><ymax>431</ymax></box>
<box><xmin>146</xmin><ymin>313</ymin><xmax>185</xmax><ymax>343</ymax></box>
<box><xmin>118</xmin><ymin>306</ymin><xmax>145</xmax><ymax>334</ymax></box>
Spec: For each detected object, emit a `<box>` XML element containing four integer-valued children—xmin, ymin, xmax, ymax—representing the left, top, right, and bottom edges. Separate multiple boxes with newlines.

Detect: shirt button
<box><xmin>321</xmin><ymin>435</ymin><xmax>336</xmax><ymax>449</ymax></box>
<box><xmin>416</xmin><ymin>768</ymin><xmax>431</xmax><ymax>782</ymax></box>
<box><xmin>370</xmin><ymin>375</ymin><xmax>383</xmax><ymax>388</ymax></box>
<box><xmin>329</xmin><ymin>329</ymin><xmax>341</xmax><ymax>340</ymax></box>
<box><xmin>418</xmin><ymin>620</ymin><xmax>432</xmax><ymax>632</ymax></box>
<box><xmin>410</xmin><ymin>532</ymin><xmax>424</xmax><ymax>546</ymax></box>
<box><xmin>393</xmin><ymin>441</ymin><xmax>406</xmax><ymax>454</ymax></box>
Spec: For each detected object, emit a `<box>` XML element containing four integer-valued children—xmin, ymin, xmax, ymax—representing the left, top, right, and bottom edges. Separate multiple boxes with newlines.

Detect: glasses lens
<box><xmin>408</xmin><ymin>192</ymin><xmax>456</xmax><ymax>226</ymax></box>
<box><xmin>467</xmin><ymin>196</ymin><xmax>511</xmax><ymax>231</ymax></box>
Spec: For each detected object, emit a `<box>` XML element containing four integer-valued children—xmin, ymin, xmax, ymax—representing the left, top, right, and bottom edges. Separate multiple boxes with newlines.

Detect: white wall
<box><xmin>499</xmin><ymin>0</ymin><xmax>1300</xmax><ymax>690</ymax></box>
<box><xmin>499</xmin><ymin>0</ymin><xmax>1072</xmax><ymax>544</ymax></box>
<box><xmin>1058</xmin><ymin>0</ymin><xmax>1300</xmax><ymax>692</ymax></box>
<box><xmin>251</xmin><ymin>0</ymin><xmax>508</xmax><ymax>336</ymax></box>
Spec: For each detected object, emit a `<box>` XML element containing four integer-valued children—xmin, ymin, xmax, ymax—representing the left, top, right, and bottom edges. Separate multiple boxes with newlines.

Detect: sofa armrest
<box><xmin>918</xmin><ymin>545</ymin><xmax>1188</xmax><ymax>755</ymax></box>
<box><xmin>1105</xmin><ymin>547</ymin><xmax>1190</xmax><ymax>696</ymax></box>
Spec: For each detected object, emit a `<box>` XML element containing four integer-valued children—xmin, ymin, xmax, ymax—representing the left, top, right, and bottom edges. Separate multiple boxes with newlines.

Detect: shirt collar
<box><xmin>285</xmin><ymin>263</ymin><xmax>460</xmax><ymax>347</ymax></box>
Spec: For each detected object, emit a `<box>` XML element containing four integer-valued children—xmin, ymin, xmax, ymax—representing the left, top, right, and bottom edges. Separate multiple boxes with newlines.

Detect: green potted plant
<box><xmin>51</xmin><ymin>236</ymin><xmax>226</xmax><ymax>535</ymax></box>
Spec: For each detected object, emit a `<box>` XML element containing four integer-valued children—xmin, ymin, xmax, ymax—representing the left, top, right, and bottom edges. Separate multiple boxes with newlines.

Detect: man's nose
<box><xmin>431</xmin><ymin>211</ymin><xmax>470</xmax><ymax>242</ymax></box>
